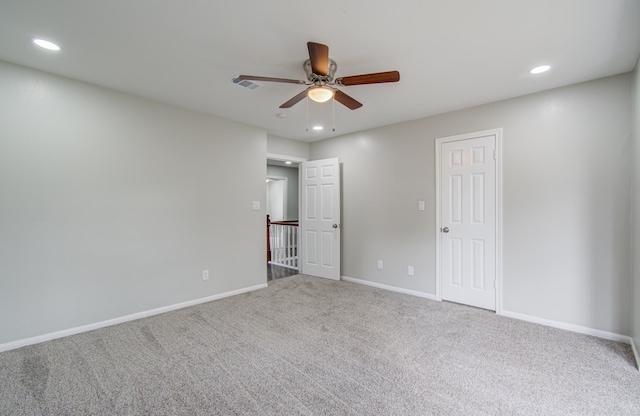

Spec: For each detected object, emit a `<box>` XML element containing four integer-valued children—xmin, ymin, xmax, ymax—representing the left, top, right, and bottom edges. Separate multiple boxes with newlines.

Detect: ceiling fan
<box><xmin>238</xmin><ymin>42</ymin><xmax>400</xmax><ymax>110</ymax></box>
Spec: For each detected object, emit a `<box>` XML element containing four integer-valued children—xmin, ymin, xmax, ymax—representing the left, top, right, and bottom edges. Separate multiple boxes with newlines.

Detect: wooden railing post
<box><xmin>266</xmin><ymin>214</ymin><xmax>271</xmax><ymax>262</ymax></box>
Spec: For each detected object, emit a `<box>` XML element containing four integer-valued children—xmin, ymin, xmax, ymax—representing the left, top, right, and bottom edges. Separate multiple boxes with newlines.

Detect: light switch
<box><xmin>418</xmin><ymin>201</ymin><xmax>425</xmax><ymax>211</ymax></box>
<box><xmin>252</xmin><ymin>201</ymin><xmax>260</xmax><ymax>211</ymax></box>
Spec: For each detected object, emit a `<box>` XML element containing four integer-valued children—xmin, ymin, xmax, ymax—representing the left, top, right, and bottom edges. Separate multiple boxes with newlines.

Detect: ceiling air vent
<box><xmin>230</xmin><ymin>76</ymin><xmax>262</xmax><ymax>90</ymax></box>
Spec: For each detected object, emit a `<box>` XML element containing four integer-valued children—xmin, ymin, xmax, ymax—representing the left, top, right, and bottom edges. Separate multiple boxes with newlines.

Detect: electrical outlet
<box><xmin>408</xmin><ymin>266</ymin><xmax>414</xmax><ymax>276</ymax></box>
<box><xmin>202</xmin><ymin>270</ymin><xmax>209</xmax><ymax>281</ymax></box>
<box><xmin>377</xmin><ymin>260</ymin><xmax>383</xmax><ymax>270</ymax></box>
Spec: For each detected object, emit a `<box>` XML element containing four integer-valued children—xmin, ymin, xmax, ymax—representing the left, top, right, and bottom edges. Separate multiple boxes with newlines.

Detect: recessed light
<box><xmin>312</xmin><ymin>126</ymin><xmax>323</xmax><ymax>131</ymax></box>
<box><xmin>276</xmin><ymin>113</ymin><xmax>286</xmax><ymax>119</ymax></box>
<box><xmin>285</xmin><ymin>161</ymin><xmax>292</xmax><ymax>165</ymax></box>
<box><xmin>530</xmin><ymin>65</ymin><xmax>550</xmax><ymax>74</ymax></box>
<box><xmin>32</xmin><ymin>38</ymin><xmax>60</xmax><ymax>51</ymax></box>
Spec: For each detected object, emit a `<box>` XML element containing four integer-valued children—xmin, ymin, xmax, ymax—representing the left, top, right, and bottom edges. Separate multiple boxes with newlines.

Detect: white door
<box><xmin>300</xmin><ymin>158</ymin><xmax>341</xmax><ymax>280</ymax></box>
<box><xmin>440</xmin><ymin>134</ymin><xmax>497</xmax><ymax>310</ymax></box>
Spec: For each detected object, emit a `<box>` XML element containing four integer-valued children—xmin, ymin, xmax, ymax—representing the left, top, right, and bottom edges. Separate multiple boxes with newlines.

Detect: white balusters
<box><xmin>269</xmin><ymin>224</ymin><xmax>298</xmax><ymax>270</ymax></box>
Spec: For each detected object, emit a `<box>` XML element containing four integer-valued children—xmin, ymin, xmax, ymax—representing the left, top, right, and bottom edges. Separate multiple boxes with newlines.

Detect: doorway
<box><xmin>266</xmin><ymin>155</ymin><xmax>303</xmax><ymax>281</ymax></box>
<box><xmin>264</xmin><ymin>155</ymin><xmax>342</xmax><ymax>282</ymax></box>
<box><xmin>435</xmin><ymin>129</ymin><xmax>503</xmax><ymax>312</ymax></box>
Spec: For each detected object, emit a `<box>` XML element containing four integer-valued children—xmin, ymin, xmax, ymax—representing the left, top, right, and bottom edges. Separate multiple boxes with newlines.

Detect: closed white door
<box><xmin>300</xmin><ymin>158</ymin><xmax>341</xmax><ymax>280</ymax></box>
<box><xmin>440</xmin><ymin>135</ymin><xmax>496</xmax><ymax>310</ymax></box>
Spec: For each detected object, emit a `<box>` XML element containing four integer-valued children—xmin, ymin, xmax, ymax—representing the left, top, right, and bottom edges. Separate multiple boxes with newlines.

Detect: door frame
<box><xmin>267</xmin><ymin>153</ymin><xmax>307</xmax><ymax>268</ymax></box>
<box><xmin>434</xmin><ymin>128</ymin><xmax>504</xmax><ymax>314</ymax></box>
<box><xmin>266</xmin><ymin>153</ymin><xmax>307</xmax><ymax>165</ymax></box>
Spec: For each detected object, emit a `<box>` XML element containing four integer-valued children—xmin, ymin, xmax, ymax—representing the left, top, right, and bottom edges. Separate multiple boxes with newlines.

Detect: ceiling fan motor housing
<box><xmin>304</xmin><ymin>58</ymin><xmax>337</xmax><ymax>83</ymax></box>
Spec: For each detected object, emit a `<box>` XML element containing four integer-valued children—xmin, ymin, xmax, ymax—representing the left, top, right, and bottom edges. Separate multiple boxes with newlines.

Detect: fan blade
<box><xmin>334</xmin><ymin>90</ymin><xmax>363</xmax><ymax>110</ymax></box>
<box><xmin>237</xmin><ymin>75</ymin><xmax>306</xmax><ymax>85</ymax></box>
<box><xmin>336</xmin><ymin>71</ymin><xmax>400</xmax><ymax>86</ymax></box>
<box><xmin>279</xmin><ymin>89</ymin><xmax>310</xmax><ymax>108</ymax></box>
<box><xmin>307</xmin><ymin>42</ymin><xmax>329</xmax><ymax>76</ymax></box>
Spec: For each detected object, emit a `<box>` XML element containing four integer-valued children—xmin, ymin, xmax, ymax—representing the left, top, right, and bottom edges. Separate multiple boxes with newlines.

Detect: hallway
<box><xmin>267</xmin><ymin>263</ymin><xmax>298</xmax><ymax>281</ymax></box>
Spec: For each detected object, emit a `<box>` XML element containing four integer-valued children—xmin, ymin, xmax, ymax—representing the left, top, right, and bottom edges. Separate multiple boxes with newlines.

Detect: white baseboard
<box><xmin>500</xmin><ymin>309</ymin><xmax>631</xmax><ymax>344</ymax></box>
<box><xmin>631</xmin><ymin>337</ymin><xmax>640</xmax><ymax>371</ymax></box>
<box><xmin>0</xmin><ymin>283</ymin><xmax>267</xmax><ymax>353</ymax></box>
<box><xmin>341</xmin><ymin>275</ymin><xmax>437</xmax><ymax>300</ymax></box>
<box><xmin>340</xmin><ymin>275</ymin><xmax>636</xmax><ymax>357</ymax></box>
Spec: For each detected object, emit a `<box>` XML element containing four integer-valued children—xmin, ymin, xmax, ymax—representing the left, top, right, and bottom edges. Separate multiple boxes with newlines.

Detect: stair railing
<box><xmin>267</xmin><ymin>215</ymin><xmax>299</xmax><ymax>270</ymax></box>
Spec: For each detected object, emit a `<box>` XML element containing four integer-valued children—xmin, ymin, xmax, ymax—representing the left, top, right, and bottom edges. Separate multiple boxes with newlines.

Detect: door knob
<box><xmin>332</xmin><ymin>224</ymin><xmax>339</xmax><ymax>229</ymax></box>
<box><xmin>442</xmin><ymin>227</ymin><xmax>449</xmax><ymax>233</ymax></box>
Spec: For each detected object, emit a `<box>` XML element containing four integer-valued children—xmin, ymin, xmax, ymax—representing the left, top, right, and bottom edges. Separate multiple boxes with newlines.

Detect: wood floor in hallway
<box><xmin>267</xmin><ymin>263</ymin><xmax>299</xmax><ymax>281</ymax></box>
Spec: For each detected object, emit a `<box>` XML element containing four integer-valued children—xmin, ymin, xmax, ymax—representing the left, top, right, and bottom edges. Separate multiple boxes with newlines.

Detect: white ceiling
<box><xmin>1</xmin><ymin>0</ymin><xmax>639</xmax><ymax>142</ymax></box>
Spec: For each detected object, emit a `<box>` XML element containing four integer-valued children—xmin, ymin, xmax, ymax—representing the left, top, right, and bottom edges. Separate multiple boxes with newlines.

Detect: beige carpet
<box><xmin>1</xmin><ymin>274</ymin><xmax>639</xmax><ymax>415</ymax></box>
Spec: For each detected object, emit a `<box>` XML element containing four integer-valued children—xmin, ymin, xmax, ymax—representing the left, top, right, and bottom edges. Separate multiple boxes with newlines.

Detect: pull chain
<box><xmin>332</xmin><ymin>96</ymin><xmax>336</xmax><ymax>132</ymax></box>
<box><xmin>305</xmin><ymin>96</ymin><xmax>309</xmax><ymax>132</ymax></box>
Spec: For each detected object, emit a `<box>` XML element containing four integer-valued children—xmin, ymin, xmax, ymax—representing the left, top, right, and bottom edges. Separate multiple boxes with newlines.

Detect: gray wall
<box><xmin>267</xmin><ymin>134</ymin><xmax>309</xmax><ymax>160</ymax></box>
<box><xmin>310</xmin><ymin>74</ymin><xmax>633</xmax><ymax>336</ymax></box>
<box><xmin>0</xmin><ymin>61</ymin><xmax>267</xmax><ymax>345</ymax></box>
<box><xmin>267</xmin><ymin>165</ymin><xmax>299</xmax><ymax>221</ymax></box>
<box><xmin>633</xmin><ymin>56</ymin><xmax>640</xmax><ymax>356</ymax></box>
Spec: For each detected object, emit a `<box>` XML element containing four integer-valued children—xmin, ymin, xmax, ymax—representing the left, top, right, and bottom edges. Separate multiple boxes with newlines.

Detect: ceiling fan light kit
<box><xmin>307</xmin><ymin>86</ymin><xmax>334</xmax><ymax>103</ymax></box>
<box><xmin>238</xmin><ymin>42</ymin><xmax>400</xmax><ymax>111</ymax></box>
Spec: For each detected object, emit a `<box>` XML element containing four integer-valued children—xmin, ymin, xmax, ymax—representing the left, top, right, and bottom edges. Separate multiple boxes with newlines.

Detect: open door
<box><xmin>300</xmin><ymin>158</ymin><xmax>341</xmax><ymax>280</ymax></box>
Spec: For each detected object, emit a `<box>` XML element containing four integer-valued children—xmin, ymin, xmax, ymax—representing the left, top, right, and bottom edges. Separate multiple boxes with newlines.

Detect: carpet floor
<box><xmin>1</xmin><ymin>275</ymin><xmax>639</xmax><ymax>415</ymax></box>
